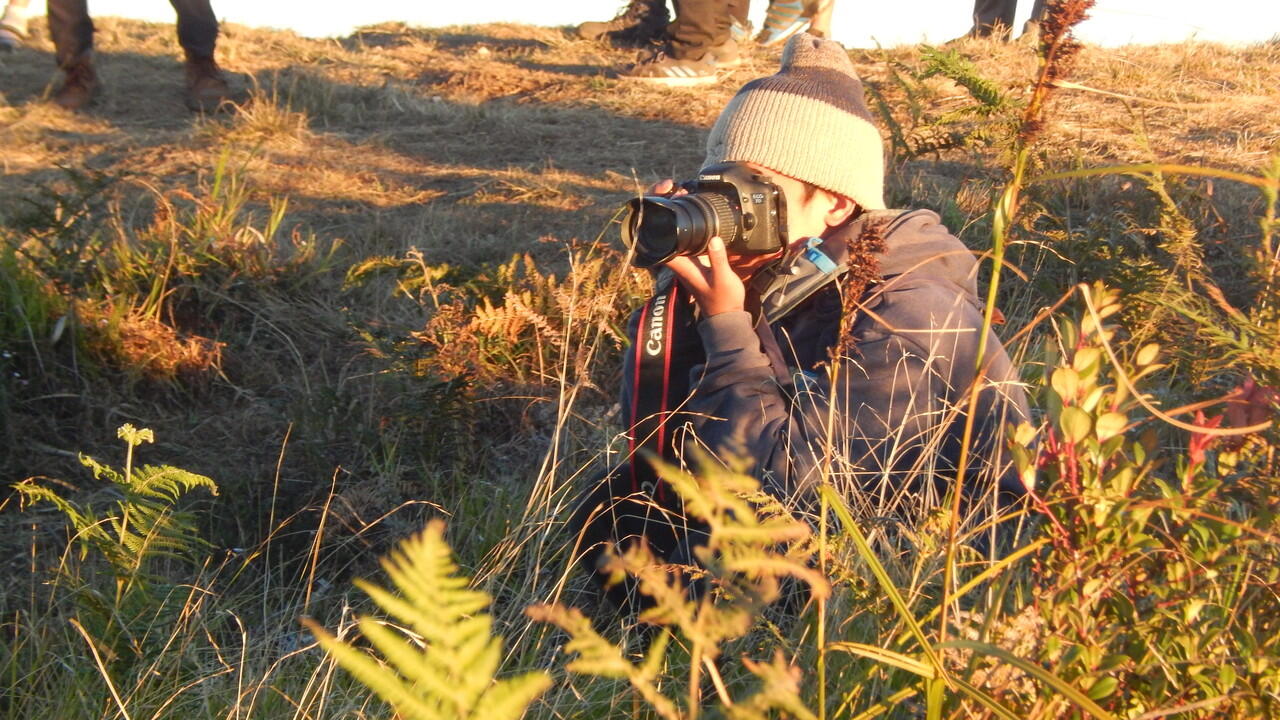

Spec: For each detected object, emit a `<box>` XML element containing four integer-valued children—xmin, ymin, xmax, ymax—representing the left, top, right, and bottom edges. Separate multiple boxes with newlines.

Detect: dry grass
<box><xmin>0</xmin><ymin>10</ymin><xmax>1273</xmax><ymax>551</ymax></box>
<box><xmin>1</xmin><ymin>15</ymin><xmax>1278</xmax><ymax>718</ymax></box>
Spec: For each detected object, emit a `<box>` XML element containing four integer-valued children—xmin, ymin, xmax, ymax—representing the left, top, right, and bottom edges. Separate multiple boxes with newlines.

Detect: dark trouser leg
<box><xmin>1027</xmin><ymin>0</ymin><xmax>1047</xmax><ymax>23</ymax></box>
<box><xmin>971</xmin><ymin>0</ymin><xmax>1016</xmax><ymax>38</ymax></box>
<box><xmin>46</xmin><ymin>0</ymin><xmax>93</xmax><ymax>69</ymax></box>
<box><xmin>170</xmin><ymin>0</ymin><xmax>218</xmax><ymax>60</ymax></box>
<box><xmin>670</xmin><ymin>0</ymin><xmax>730</xmax><ymax>59</ymax></box>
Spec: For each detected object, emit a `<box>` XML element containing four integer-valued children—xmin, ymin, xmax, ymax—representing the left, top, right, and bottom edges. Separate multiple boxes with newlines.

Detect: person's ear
<box><xmin>823</xmin><ymin>192</ymin><xmax>859</xmax><ymax>228</ymax></box>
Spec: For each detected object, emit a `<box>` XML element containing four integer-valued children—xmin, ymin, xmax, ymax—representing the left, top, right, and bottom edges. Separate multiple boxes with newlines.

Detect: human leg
<box><xmin>1019</xmin><ymin>0</ymin><xmax>1047</xmax><ymax>42</ymax></box>
<box><xmin>619</xmin><ymin>0</ymin><xmax>734</xmax><ymax>85</ymax></box>
<box><xmin>169</xmin><ymin>0</ymin><xmax>231</xmax><ymax>112</ymax></box>
<box><xmin>169</xmin><ymin>0</ymin><xmax>218</xmax><ymax>60</ymax></box>
<box><xmin>970</xmin><ymin>0</ymin><xmax>1016</xmax><ymax>39</ymax></box>
<box><xmin>46</xmin><ymin>0</ymin><xmax>98</xmax><ymax>110</ymax></box>
<box><xmin>47</xmin><ymin>0</ymin><xmax>94</xmax><ymax>68</ymax></box>
<box><xmin>668</xmin><ymin>0</ymin><xmax>729</xmax><ymax>59</ymax></box>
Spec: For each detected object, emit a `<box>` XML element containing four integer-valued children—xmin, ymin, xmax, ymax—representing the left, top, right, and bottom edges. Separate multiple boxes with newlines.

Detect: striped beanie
<box><xmin>703</xmin><ymin>33</ymin><xmax>885</xmax><ymax>210</ymax></box>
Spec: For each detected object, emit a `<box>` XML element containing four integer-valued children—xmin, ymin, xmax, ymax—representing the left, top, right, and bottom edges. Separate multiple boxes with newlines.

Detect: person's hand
<box><xmin>649</xmin><ymin>178</ymin><xmax>680</xmax><ymax>196</ymax></box>
<box><xmin>665</xmin><ymin>236</ymin><xmax>745</xmax><ymax>317</ymax></box>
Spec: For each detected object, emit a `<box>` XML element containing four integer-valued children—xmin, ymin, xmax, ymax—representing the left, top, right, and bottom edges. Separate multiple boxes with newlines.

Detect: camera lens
<box><xmin>621</xmin><ymin>192</ymin><xmax>738</xmax><ymax>268</ymax></box>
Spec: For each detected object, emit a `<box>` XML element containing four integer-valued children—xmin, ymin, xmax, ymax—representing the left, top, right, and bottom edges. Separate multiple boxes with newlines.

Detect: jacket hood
<box><xmin>850</xmin><ymin>209</ymin><xmax>980</xmax><ymax>301</ymax></box>
<box><xmin>757</xmin><ymin>209</ymin><xmax>980</xmax><ymax>322</ymax></box>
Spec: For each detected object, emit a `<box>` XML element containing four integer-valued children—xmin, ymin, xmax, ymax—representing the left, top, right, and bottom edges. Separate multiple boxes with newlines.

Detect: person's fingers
<box><xmin>650</xmin><ymin>178</ymin><xmax>675</xmax><ymax>195</ymax></box>
<box><xmin>705</xmin><ymin>236</ymin><xmax>734</xmax><ymax>285</ymax></box>
<box><xmin>666</xmin><ymin>255</ymin><xmax>711</xmax><ymax>295</ymax></box>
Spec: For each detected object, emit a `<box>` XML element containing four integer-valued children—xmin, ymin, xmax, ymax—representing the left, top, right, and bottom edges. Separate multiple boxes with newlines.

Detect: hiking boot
<box><xmin>53</xmin><ymin>54</ymin><xmax>100</xmax><ymax>111</ymax></box>
<box><xmin>184</xmin><ymin>55</ymin><xmax>232</xmax><ymax>112</ymax></box>
<box><xmin>577</xmin><ymin>0</ymin><xmax>669</xmax><ymax>46</ymax></box>
<box><xmin>706</xmin><ymin>37</ymin><xmax>742</xmax><ymax>69</ymax></box>
<box><xmin>1018</xmin><ymin>20</ymin><xmax>1042</xmax><ymax>46</ymax></box>
<box><xmin>618</xmin><ymin>49</ymin><xmax>718</xmax><ymax>87</ymax></box>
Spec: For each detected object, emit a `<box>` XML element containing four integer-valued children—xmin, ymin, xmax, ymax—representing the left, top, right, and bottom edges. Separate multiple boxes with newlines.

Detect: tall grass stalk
<box><xmin>944</xmin><ymin>0</ymin><xmax>1098</xmax><ymax>646</ymax></box>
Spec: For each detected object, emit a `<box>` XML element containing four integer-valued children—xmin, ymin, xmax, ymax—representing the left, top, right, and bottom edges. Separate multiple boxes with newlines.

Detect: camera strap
<box><xmin>627</xmin><ymin>275</ymin><xmax>800</xmax><ymax>505</ymax></box>
<box><xmin>628</xmin><ymin>276</ymin><xmax>702</xmax><ymax>503</ymax></box>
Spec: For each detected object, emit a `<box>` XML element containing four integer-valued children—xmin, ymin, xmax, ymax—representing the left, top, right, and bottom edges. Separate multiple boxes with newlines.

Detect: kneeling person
<box><xmin>573</xmin><ymin>33</ymin><xmax>1031</xmax><ymax>606</ymax></box>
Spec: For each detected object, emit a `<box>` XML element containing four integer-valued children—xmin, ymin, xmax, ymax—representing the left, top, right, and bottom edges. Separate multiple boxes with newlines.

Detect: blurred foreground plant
<box><xmin>305</xmin><ymin>520</ymin><xmax>552</xmax><ymax>720</ymax></box>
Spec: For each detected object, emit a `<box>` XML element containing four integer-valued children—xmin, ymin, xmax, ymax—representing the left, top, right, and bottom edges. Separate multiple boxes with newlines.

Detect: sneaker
<box><xmin>0</xmin><ymin>2</ymin><xmax>29</xmax><ymax>52</ymax></box>
<box><xmin>53</xmin><ymin>54</ymin><xmax>100</xmax><ymax>111</ymax></box>
<box><xmin>618</xmin><ymin>50</ymin><xmax>718</xmax><ymax>87</ymax></box>
<box><xmin>729</xmin><ymin>17</ymin><xmax>753</xmax><ymax>44</ymax></box>
<box><xmin>577</xmin><ymin>0</ymin><xmax>669</xmax><ymax>46</ymax></box>
<box><xmin>756</xmin><ymin>0</ymin><xmax>831</xmax><ymax>47</ymax></box>
<box><xmin>184</xmin><ymin>56</ymin><xmax>232</xmax><ymax>112</ymax></box>
<box><xmin>0</xmin><ymin>26</ymin><xmax>21</xmax><ymax>52</ymax></box>
<box><xmin>757</xmin><ymin>0</ymin><xmax>808</xmax><ymax>47</ymax></box>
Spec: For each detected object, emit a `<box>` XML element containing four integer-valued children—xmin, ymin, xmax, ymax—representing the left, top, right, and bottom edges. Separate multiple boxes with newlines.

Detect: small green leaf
<box><xmin>1013</xmin><ymin>421</ymin><xmax>1038</xmax><ymax>447</ymax></box>
<box><xmin>1059</xmin><ymin>407</ymin><xmax>1092</xmax><ymax>443</ymax></box>
<box><xmin>1135</xmin><ymin>342</ymin><xmax>1160</xmax><ymax>366</ymax></box>
<box><xmin>1087</xmin><ymin>676</ymin><xmax>1118</xmax><ymax>700</ymax></box>
<box><xmin>1220</xmin><ymin>664</ymin><xmax>1237</xmax><ymax>690</ymax></box>
<box><xmin>1095</xmin><ymin>412</ymin><xmax>1127</xmax><ymax>441</ymax></box>
<box><xmin>1072</xmin><ymin>347</ymin><xmax>1102</xmax><ymax>374</ymax></box>
<box><xmin>1052</xmin><ymin>367</ymin><xmax>1081</xmax><ymax>402</ymax></box>
<box><xmin>1081</xmin><ymin>386</ymin><xmax>1106</xmax><ymax>412</ymax></box>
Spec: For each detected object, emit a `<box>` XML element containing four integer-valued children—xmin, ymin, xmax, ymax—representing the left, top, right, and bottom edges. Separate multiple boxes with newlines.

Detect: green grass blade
<box><xmin>939</xmin><ymin>639</ymin><xmax>1119</xmax><ymax>720</ymax></box>
<box><xmin>821</xmin><ymin>486</ymin><xmax>949</xmax><ymax>683</ymax></box>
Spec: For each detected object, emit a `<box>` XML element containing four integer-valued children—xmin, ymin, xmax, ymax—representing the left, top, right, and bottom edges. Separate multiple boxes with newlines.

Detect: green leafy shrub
<box><xmin>1009</xmin><ymin>285</ymin><xmax>1280</xmax><ymax>718</ymax></box>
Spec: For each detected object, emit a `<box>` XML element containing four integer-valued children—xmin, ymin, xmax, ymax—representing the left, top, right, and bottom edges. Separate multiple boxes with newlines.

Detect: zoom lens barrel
<box><xmin>621</xmin><ymin>192</ymin><xmax>739</xmax><ymax>268</ymax></box>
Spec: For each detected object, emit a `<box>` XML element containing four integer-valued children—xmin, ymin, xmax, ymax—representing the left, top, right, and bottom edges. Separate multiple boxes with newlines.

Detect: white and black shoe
<box><xmin>618</xmin><ymin>50</ymin><xmax>719</xmax><ymax>87</ymax></box>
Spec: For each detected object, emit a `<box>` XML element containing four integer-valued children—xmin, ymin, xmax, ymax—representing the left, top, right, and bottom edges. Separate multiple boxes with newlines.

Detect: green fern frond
<box><xmin>728</xmin><ymin>652</ymin><xmax>819</xmax><ymax>720</ymax></box>
<box><xmin>124</xmin><ymin>464</ymin><xmax>220</xmax><ymax>500</ymax></box>
<box><xmin>15</xmin><ymin>426</ymin><xmax>217</xmax><ymax>580</ymax></box>
<box><xmin>308</xmin><ymin>520</ymin><xmax>551</xmax><ymax>720</ymax></box>
<box><xmin>919</xmin><ymin>46</ymin><xmax>1010</xmax><ymax>111</ymax></box>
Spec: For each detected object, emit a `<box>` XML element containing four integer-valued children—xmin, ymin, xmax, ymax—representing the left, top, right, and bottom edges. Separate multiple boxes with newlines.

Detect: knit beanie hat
<box><xmin>703</xmin><ymin>33</ymin><xmax>885</xmax><ymax>210</ymax></box>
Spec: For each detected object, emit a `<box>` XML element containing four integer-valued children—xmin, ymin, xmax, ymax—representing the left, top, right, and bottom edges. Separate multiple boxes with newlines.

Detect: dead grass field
<box><xmin>2</xmin><ymin>12</ymin><xmax>1278</xmax><ymax>585</ymax></box>
<box><xmin>2</xmin><ymin>14</ymin><xmax>1279</xmax><ymax>719</ymax></box>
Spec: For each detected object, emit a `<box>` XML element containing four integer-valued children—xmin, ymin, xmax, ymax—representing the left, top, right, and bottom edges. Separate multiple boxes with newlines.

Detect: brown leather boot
<box><xmin>53</xmin><ymin>54</ymin><xmax>100</xmax><ymax>111</ymax></box>
<box><xmin>184</xmin><ymin>55</ymin><xmax>232</xmax><ymax>112</ymax></box>
<box><xmin>577</xmin><ymin>0</ymin><xmax>669</xmax><ymax>46</ymax></box>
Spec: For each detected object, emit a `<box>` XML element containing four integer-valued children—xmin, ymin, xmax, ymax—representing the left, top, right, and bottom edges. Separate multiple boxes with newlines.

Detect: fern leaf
<box><xmin>471</xmin><ymin>671</ymin><xmax>554</xmax><ymax>720</ymax></box>
<box><xmin>311</xmin><ymin>520</ymin><xmax>550</xmax><ymax>720</ymax></box>
<box><xmin>358</xmin><ymin>619</ymin><xmax>460</xmax><ymax>711</ymax></box>
<box><xmin>11</xmin><ymin>482</ymin><xmax>98</xmax><ymax>536</ymax></box>
<box><xmin>306</xmin><ymin>620</ymin><xmax>441</xmax><ymax>720</ymax></box>
<box><xmin>79</xmin><ymin>453</ymin><xmax>123</xmax><ymax>485</ymax></box>
<box><xmin>127</xmin><ymin>465</ymin><xmax>219</xmax><ymax>500</ymax></box>
<box><xmin>524</xmin><ymin>604</ymin><xmax>631</xmax><ymax>678</ymax></box>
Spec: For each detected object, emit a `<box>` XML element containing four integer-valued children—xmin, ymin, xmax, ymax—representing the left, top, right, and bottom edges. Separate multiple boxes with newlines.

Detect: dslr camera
<box><xmin>621</xmin><ymin>162</ymin><xmax>789</xmax><ymax>269</ymax></box>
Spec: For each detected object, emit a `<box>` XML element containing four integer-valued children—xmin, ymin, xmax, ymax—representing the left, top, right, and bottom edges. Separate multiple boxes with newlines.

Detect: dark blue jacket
<box><xmin>621</xmin><ymin>209</ymin><xmax>1031</xmax><ymax>518</ymax></box>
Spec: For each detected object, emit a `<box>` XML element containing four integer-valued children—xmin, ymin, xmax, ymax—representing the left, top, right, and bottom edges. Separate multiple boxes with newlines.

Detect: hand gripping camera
<box><xmin>620</xmin><ymin>163</ymin><xmax>789</xmax><ymax>269</ymax></box>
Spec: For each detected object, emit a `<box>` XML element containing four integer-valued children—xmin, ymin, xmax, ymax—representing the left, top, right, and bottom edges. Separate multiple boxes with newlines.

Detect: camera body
<box><xmin>621</xmin><ymin>162</ymin><xmax>789</xmax><ymax>268</ymax></box>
